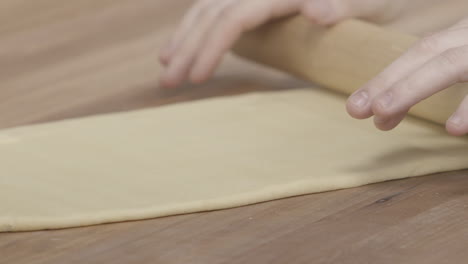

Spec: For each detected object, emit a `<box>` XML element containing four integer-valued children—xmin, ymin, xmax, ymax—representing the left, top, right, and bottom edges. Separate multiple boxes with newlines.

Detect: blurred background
<box><xmin>0</xmin><ymin>0</ymin><xmax>304</xmax><ymax>129</ymax></box>
<box><xmin>1</xmin><ymin>0</ymin><xmax>467</xmax><ymax>129</ymax></box>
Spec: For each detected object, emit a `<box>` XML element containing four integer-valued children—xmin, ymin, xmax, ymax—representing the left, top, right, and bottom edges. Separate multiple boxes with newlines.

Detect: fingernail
<box><xmin>448</xmin><ymin>113</ymin><xmax>463</xmax><ymax>127</ymax></box>
<box><xmin>377</xmin><ymin>92</ymin><xmax>393</xmax><ymax>109</ymax></box>
<box><xmin>350</xmin><ymin>91</ymin><xmax>369</xmax><ymax>108</ymax></box>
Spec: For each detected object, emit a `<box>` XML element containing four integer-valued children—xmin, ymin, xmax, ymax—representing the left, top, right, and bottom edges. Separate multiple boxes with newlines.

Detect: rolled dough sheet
<box><xmin>1</xmin><ymin>88</ymin><xmax>468</xmax><ymax>232</ymax></box>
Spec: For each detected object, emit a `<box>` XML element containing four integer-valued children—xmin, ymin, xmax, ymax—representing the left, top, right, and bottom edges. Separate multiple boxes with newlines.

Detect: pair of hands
<box><xmin>160</xmin><ymin>0</ymin><xmax>468</xmax><ymax>136</ymax></box>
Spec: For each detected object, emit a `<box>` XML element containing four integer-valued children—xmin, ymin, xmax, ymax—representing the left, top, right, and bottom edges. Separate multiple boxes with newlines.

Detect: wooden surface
<box><xmin>1</xmin><ymin>1</ymin><xmax>468</xmax><ymax>263</ymax></box>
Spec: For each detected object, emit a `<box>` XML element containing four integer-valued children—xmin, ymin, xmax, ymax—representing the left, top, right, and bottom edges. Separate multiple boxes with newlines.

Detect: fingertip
<box><xmin>373</xmin><ymin>116</ymin><xmax>401</xmax><ymax>131</ymax></box>
<box><xmin>162</xmin><ymin>53</ymin><xmax>197</xmax><ymax>88</ymax></box>
<box><xmin>371</xmin><ymin>102</ymin><xmax>388</xmax><ymax>119</ymax></box>
<box><xmin>446</xmin><ymin>126</ymin><xmax>467</xmax><ymax>136</ymax></box>
<box><xmin>189</xmin><ymin>72</ymin><xmax>210</xmax><ymax>85</ymax></box>
<box><xmin>159</xmin><ymin>69</ymin><xmax>183</xmax><ymax>89</ymax></box>
<box><xmin>346</xmin><ymin>91</ymin><xmax>373</xmax><ymax>119</ymax></box>
<box><xmin>189</xmin><ymin>50</ymin><xmax>223</xmax><ymax>85</ymax></box>
<box><xmin>371</xmin><ymin>94</ymin><xmax>396</xmax><ymax>120</ymax></box>
<box><xmin>373</xmin><ymin>117</ymin><xmax>393</xmax><ymax>131</ymax></box>
<box><xmin>446</xmin><ymin>119</ymin><xmax>468</xmax><ymax>136</ymax></box>
<box><xmin>159</xmin><ymin>54</ymin><xmax>170</xmax><ymax>66</ymax></box>
<box><xmin>159</xmin><ymin>77</ymin><xmax>178</xmax><ymax>89</ymax></box>
<box><xmin>375</xmin><ymin>111</ymin><xmax>407</xmax><ymax>131</ymax></box>
<box><xmin>189</xmin><ymin>62</ymin><xmax>214</xmax><ymax>84</ymax></box>
<box><xmin>301</xmin><ymin>0</ymin><xmax>337</xmax><ymax>26</ymax></box>
<box><xmin>346</xmin><ymin>102</ymin><xmax>373</xmax><ymax>119</ymax></box>
<box><xmin>159</xmin><ymin>42</ymin><xmax>175</xmax><ymax>65</ymax></box>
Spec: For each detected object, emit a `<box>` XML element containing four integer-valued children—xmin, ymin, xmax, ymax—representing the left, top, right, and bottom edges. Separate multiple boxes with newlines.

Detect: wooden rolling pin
<box><xmin>233</xmin><ymin>15</ymin><xmax>468</xmax><ymax>126</ymax></box>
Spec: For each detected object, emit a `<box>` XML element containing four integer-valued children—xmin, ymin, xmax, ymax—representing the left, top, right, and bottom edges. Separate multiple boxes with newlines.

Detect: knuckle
<box><xmin>438</xmin><ymin>47</ymin><xmax>468</xmax><ymax>80</ymax></box>
<box><xmin>417</xmin><ymin>34</ymin><xmax>445</xmax><ymax>54</ymax></box>
<box><xmin>440</xmin><ymin>48</ymin><xmax>463</xmax><ymax>67</ymax></box>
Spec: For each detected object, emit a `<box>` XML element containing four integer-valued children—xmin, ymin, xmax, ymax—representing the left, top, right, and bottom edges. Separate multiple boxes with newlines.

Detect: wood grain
<box><xmin>1</xmin><ymin>1</ymin><xmax>468</xmax><ymax>263</ymax></box>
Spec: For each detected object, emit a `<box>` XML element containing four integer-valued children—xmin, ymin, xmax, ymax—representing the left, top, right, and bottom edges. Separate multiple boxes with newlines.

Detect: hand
<box><xmin>346</xmin><ymin>17</ymin><xmax>468</xmax><ymax>136</ymax></box>
<box><xmin>159</xmin><ymin>0</ymin><xmax>397</xmax><ymax>88</ymax></box>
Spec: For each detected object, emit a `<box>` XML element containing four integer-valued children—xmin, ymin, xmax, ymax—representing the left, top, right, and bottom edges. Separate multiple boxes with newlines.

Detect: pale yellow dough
<box><xmin>1</xmin><ymin>88</ymin><xmax>468</xmax><ymax>232</ymax></box>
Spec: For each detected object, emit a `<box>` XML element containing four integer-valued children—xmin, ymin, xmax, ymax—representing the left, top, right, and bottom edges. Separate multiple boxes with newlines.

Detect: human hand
<box><xmin>346</xmin><ymin>17</ymin><xmax>468</xmax><ymax>136</ymax></box>
<box><xmin>159</xmin><ymin>0</ymin><xmax>397</xmax><ymax>88</ymax></box>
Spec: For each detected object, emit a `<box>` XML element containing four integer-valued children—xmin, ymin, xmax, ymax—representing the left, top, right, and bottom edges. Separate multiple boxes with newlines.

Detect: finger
<box><xmin>302</xmin><ymin>0</ymin><xmax>389</xmax><ymax>26</ymax></box>
<box><xmin>372</xmin><ymin>45</ymin><xmax>468</xmax><ymax>120</ymax></box>
<box><xmin>189</xmin><ymin>0</ymin><xmax>302</xmax><ymax>83</ymax></box>
<box><xmin>161</xmin><ymin>0</ymin><xmax>234</xmax><ymax>87</ymax></box>
<box><xmin>347</xmin><ymin>28</ymin><xmax>468</xmax><ymax>119</ymax></box>
<box><xmin>447</xmin><ymin>95</ymin><xmax>468</xmax><ymax>136</ymax></box>
<box><xmin>301</xmin><ymin>0</ymin><xmax>338</xmax><ymax>25</ymax></box>
<box><xmin>159</xmin><ymin>39</ymin><xmax>173</xmax><ymax>66</ymax></box>
<box><xmin>373</xmin><ymin>112</ymin><xmax>407</xmax><ymax>131</ymax></box>
<box><xmin>160</xmin><ymin>0</ymin><xmax>216</xmax><ymax>63</ymax></box>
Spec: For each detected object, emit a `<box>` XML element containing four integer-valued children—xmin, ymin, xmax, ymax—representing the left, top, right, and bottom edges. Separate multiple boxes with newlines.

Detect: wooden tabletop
<box><xmin>1</xmin><ymin>1</ymin><xmax>468</xmax><ymax>263</ymax></box>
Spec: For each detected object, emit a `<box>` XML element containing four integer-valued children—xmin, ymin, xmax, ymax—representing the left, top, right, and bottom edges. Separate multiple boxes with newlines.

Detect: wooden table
<box><xmin>1</xmin><ymin>1</ymin><xmax>468</xmax><ymax>263</ymax></box>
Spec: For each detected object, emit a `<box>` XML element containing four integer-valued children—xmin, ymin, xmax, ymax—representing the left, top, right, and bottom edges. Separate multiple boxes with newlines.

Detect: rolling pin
<box><xmin>233</xmin><ymin>15</ymin><xmax>468</xmax><ymax>126</ymax></box>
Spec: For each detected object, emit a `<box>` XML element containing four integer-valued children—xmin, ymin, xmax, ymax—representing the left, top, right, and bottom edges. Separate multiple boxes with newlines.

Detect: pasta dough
<box><xmin>1</xmin><ymin>88</ymin><xmax>468</xmax><ymax>232</ymax></box>
<box><xmin>3</xmin><ymin>5</ymin><xmax>468</xmax><ymax>232</ymax></box>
